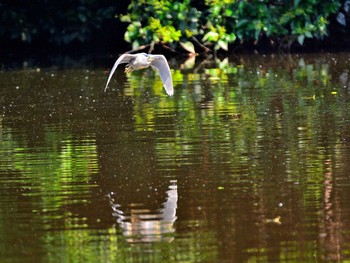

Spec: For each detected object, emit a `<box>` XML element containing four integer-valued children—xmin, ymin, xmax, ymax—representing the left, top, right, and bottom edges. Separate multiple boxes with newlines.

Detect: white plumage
<box><xmin>105</xmin><ymin>53</ymin><xmax>174</xmax><ymax>96</ymax></box>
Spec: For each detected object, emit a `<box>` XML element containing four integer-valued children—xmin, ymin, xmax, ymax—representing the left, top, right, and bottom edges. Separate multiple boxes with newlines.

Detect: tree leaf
<box><xmin>202</xmin><ymin>31</ymin><xmax>219</xmax><ymax>42</ymax></box>
<box><xmin>305</xmin><ymin>31</ymin><xmax>313</xmax><ymax>38</ymax></box>
<box><xmin>180</xmin><ymin>41</ymin><xmax>196</xmax><ymax>53</ymax></box>
<box><xmin>294</xmin><ymin>0</ymin><xmax>301</xmax><ymax>7</ymax></box>
<box><xmin>337</xmin><ymin>12</ymin><xmax>346</xmax><ymax>26</ymax></box>
<box><xmin>218</xmin><ymin>40</ymin><xmax>228</xmax><ymax>51</ymax></box>
<box><xmin>120</xmin><ymin>14</ymin><xmax>131</xmax><ymax>23</ymax></box>
<box><xmin>226</xmin><ymin>33</ymin><xmax>236</xmax><ymax>42</ymax></box>
<box><xmin>297</xmin><ymin>35</ymin><xmax>305</xmax><ymax>45</ymax></box>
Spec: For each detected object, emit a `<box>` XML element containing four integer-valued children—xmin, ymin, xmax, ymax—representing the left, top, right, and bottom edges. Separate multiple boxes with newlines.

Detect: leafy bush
<box><xmin>121</xmin><ymin>0</ymin><xmax>202</xmax><ymax>51</ymax></box>
<box><xmin>121</xmin><ymin>0</ymin><xmax>342</xmax><ymax>52</ymax></box>
<box><xmin>0</xmin><ymin>0</ymin><xmax>345</xmax><ymax>51</ymax></box>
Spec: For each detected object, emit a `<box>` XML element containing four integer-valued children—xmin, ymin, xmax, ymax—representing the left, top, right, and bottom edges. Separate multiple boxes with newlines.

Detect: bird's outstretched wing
<box><xmin>104</xmin><ymin>54</ymin><xmax>135</xmax><ymax>92</ymax></box>
<box><xmin>150</xmin><ymin>55</ymin><xmax>173</xmax><ymax>96</ymax></box>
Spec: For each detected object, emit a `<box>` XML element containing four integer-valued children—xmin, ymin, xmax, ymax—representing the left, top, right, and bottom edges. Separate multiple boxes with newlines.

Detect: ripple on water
<box><xmin>2</xmin><ymin>54</ymin><xmax>350</xmax><ymax>262</ymax></box>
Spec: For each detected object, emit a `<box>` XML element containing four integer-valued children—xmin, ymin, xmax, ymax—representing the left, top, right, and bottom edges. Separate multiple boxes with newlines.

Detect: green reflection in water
<box><xmin>1</xmin><ymin>54</ymin><xmax>350</xmax><ymax>262</ymax></box>
<box><xmin>0</xmin><ymin>127</ymin><xmax>98</xmax><ymax>212</ymax></box>
<box><xmin>0</xmin><ymin>114</ymin><xmax>99</xmax><ymax>261</ymax></box>
<box><xmin>123</xmin><ymin>54</ymin><xmax>350</xmax><ymax>262</ymax></box>
<box><xmin>42</xmin><ymin>226</ymin><xmax>218</xmax><ymax>263</ymax></box>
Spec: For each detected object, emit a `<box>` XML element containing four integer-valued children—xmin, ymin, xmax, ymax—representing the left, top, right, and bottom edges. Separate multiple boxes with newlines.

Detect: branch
<box><xmin>191</xmin><ymin>36</ymin><xmax>211</xmax><ymax>53</ymax></box>
<box><xmin>160</xmin><ymin>43</ymin><xmax>178</xmax><ymax>53</ymax></box>
<box><xmin>124</xmin><ymin>44</ymin><xmax>151</xmax><ymax>54</ymax></box>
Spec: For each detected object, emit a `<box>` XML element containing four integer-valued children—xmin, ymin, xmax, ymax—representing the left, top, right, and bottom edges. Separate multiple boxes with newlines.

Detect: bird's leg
<box><xmin>124</xmin><ymin>64</ymin><xmax>133</xmax><ymax>73</ymax></box>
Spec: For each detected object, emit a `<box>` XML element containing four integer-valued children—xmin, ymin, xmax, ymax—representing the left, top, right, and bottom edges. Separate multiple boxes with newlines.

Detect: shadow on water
<box><xmin>2</xmin><ymin>53</ymin><xmax>350</xmax><ymax>262</ymax></box>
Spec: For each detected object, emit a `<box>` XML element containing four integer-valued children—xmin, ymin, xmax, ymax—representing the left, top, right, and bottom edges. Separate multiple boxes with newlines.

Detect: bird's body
<box><xmin>104</xmin><ymin>53</ymin><xmax>173</xmax><ymax>96</ymax></box>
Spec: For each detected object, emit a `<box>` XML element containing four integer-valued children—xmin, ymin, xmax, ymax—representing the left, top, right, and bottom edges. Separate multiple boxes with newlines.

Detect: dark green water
<box><xmin>1</xmin><ymin>53</ymin><xmax>350</xmax><ymax>262</ymax></box>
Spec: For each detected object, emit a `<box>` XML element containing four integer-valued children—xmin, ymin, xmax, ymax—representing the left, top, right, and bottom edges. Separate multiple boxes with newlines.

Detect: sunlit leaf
<box><xmin>218</xmin><ymin>40</ymin><xmax>228</xmax><ymax>51</ymax></box>
<box><xmin>202</xmin><ymin>31</ymin><xmax>219</xmax><ymax>42</ymax></box>
<box><xmin>120</xmin><ymin>14</ymin><xmax>131</xmax><ymax>23</ymax></box>
<box><xmin>180</xmin><ymin>41</ymin><xmax>196</xmax><ymax>53</ymax></box>
<box><xmin>132</xmin><ymin>40</ymin><xmax>140</xmax><ymax>50</ymax></box>
<box><xmin>227</xmin><ymin>33</ymin><xmax>237</xmax><ymax>42</ymax></box>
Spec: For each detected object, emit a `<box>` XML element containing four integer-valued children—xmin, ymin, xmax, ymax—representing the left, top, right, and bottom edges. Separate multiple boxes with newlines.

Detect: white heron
<box><xmin>104</xmin><ymin>53</ymin><xmax>173</xmax><ymax>96</ymax></box>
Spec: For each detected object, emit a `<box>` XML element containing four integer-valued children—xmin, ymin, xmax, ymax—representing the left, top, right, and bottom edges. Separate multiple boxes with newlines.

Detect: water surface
<box><xmin>1</xmin><ymin>53</ymin><xmax>350</xmax><ymax>262</ymax></box>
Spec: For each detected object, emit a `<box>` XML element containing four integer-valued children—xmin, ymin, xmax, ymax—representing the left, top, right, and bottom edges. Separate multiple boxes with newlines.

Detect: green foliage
<box><xmin>0</xmin><ymin>0</ymin><xmax>344</xmax><ymax>50</ymax></box>
<box><xmin>122</xmin><ymin>0</ymin><xmax>202</xmax><ymax>50</ymax></box>
<box><xmin>122</xmin><ymin>0</ymin><xmax>342</xmax><ymax>51</ymax></box>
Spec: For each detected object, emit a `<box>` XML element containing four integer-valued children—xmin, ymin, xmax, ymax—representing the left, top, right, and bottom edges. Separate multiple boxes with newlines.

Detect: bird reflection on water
<box><xmin>108</xmin><ymin>180</ymin><xmax>178</xmax><ymax>243</ymax></box>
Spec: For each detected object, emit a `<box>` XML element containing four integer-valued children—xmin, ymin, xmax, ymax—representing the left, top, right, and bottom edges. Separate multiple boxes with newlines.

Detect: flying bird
<box><xmin>104</xmin><ymin>53</ymin><xmax>173</xmax><ymax>96</ymax></box>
